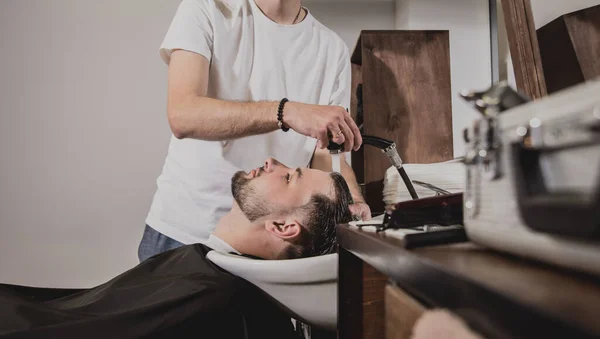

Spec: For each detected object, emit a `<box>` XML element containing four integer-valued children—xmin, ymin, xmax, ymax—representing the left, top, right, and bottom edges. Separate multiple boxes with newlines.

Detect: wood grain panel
<box><xmin>500</xmin><ymin>0</ymin><xmax>547</xmax><ymax>99</ymax></box>
<box><xmin>385</xmin><ymin>284</ymin><xmax>426</xmax><ymax>339</ymax></box>
<box><xmin>569</xmin><ymin>5</ymin><xmax>600</xmax><ymax>81</ymax></box>
<box><xmin>362</xmin><ymin>263</ymin><xmax>387</xmax><ymax>339</ymax></box>
<box><xmin>356</xmin><ymin>31</ymin><xmax>453</xmax><ymax>211</ymax></box>
<box><xmin>337</xmin><ymin>247</ymin><xmax>389</xmax><ymax>339</ymax></box>
<box><xmin>537</xmin><ymin>4</ymin><xmax>600</xmax><ymax>94</ymax></box>
<box><xmin>351</xmin><ymin>63</ymin><xmax>362</xmax><ymax>123</ymax></box>
<box><xmin>338</xmin><ymin>247</ymin><xmax>364</xmax><ymax>339</ymax></box>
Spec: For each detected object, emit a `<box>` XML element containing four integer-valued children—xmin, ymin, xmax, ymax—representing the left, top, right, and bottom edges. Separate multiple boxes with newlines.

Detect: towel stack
<box><xmin>382</xmin><ymin>160</ymin><xmax>466</xmax><ymax>206</ymax></box>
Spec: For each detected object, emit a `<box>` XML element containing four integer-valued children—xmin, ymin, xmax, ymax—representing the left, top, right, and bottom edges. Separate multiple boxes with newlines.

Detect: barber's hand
<box><xmin>284</xmin><ymin>102</ymin><xmax>362</xmax><ymax>152</ymax></box>
<box><xmin>349</xmin><ymin>201</ymin><xmax>372</xmax><ymax>221</ymax></box>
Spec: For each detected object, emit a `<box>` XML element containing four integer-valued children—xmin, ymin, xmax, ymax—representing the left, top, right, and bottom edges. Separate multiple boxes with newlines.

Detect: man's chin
<box><xmin>233</xmin><ymin>170</ymin><xmax>249</xmax><ymax>179</ymax></box>
<box><xmin>230</xmin><ymin>172</ymin><xmax>271</xmax><ymax>222</ymax></box>
<box><xmin>231</xmin><ymin>171</ymin><xmax>248</xmax><ymax>199</ymax></box>
<box><xmin>231</xmin><ymin>171</ymin><xmax>252</xmax><ymax>206</ymax></box>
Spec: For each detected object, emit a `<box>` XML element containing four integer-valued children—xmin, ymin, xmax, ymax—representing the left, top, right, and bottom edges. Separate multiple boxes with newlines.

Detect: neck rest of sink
<box><xmin>206</xmin><ymin>251</ymin><xmax>338</xmax><ymax>330</ymax></box>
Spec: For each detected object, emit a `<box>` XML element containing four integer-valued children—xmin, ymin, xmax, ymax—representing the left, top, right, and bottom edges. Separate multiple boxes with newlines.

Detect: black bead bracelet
<box><xmin>277</xmin><ymin>98</ymin><xmax>290</xmax><ymax>132</ymax></box>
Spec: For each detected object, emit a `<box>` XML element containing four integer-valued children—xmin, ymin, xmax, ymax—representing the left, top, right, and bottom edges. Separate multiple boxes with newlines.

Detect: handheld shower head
<box><xmin>341</xmin><ymin>134</ymin><xmax>419</xmax><ymax>200</ymax></box>
<box><xmin>360</xmin><ymin>135</ymin><xmax>419</xmax><ymax>200</ymax></box>
<box><xmin>327</xmin><ymin>135</ymin><xmax>395</xmax><ymax>154</ymax></box>
<box><xmin>327</xmin><ymin>141</ymin><xmax>343</xmax><ymax>154</ymax></box>
<box><xmin>361</xmin><ymin>135</ymin><xmax>394</xmax><ymax>149</ymax></box>
<box><xmin>322</xmin><ymin>110</ymin><xmax>418</xmax><ymax>200</ymax></box>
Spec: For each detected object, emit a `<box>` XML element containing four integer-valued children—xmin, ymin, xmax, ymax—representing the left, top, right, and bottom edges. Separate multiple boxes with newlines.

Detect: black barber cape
<box><xmin>0</xmin><ymin>244</ymin><xmax>297</xmax><ymax>339</ymax></box>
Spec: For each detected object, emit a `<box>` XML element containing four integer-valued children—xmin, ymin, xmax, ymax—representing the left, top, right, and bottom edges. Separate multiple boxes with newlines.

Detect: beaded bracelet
<box><xmin>277</xmin><ymin>98</ymin><xmax>290</xmax><ymax>132</ymax></box>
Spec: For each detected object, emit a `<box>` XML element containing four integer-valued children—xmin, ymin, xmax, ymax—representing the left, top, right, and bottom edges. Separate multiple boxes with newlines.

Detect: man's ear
<box><xmin>264</xmin><ymin>218</ymin><xmax>302</xmax><ymax>241</ymax></box>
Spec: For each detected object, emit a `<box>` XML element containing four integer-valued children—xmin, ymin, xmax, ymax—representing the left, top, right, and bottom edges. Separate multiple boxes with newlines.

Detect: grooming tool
<box><xmin>382</xmin><ymin>193</ymin><xmax>463</xmax><ymax>232</ymax></box>
<box><xmin>412</xmin><ymin>180</ymin><xmax>452</xmax><ymax>196</ymax></box>
<box><xmin>461</xmin><ymin>79</ymin><xmax>600</xmax><ymax>277</ymax></box>
<box><xmin>358</xmin><ymin>193</ymin><xmax>467</xmax><ymax>248</ymax></box>
<box><xmin>401</xmin><ymin>227</ymin><xmax>468</xmax><ymax>249</ymax></box>
<box><xmin>351</xmin><ymin>214</ymin><xmax>467</xmax><ymax>249</ymax></box>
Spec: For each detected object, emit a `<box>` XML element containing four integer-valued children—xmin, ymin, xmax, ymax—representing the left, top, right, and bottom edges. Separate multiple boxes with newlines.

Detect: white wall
<box><xmin>0</xmin><ymin>0</ymin><xmax>176</xmax><ymax>287</ymax></box>
<box><xmin>0</xmin><ymin>0</ymin><xmax>395</xmax><ymax>288</ymax></box>
<box><xmin>395</xmin><ymin>0</ymin><xmax>492</xmax><ymax>158</ymax></box>
<box><xmin>306</xmin><ymin>0</ymin><xmax>396</xmax><ymax>51</ymax></box>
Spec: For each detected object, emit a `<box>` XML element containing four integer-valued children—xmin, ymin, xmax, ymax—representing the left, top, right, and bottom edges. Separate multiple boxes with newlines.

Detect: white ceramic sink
<box><xmin>206</xmin><ymin>251</ymin><xmax>338</xmax><ymax>330</ymax></box>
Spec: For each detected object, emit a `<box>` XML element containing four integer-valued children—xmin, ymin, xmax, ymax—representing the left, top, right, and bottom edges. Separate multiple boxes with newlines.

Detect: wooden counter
<box><xmin>337</xmin><ymin>224</ymin><xmax>600</xmax><ymax>339</ymax></box>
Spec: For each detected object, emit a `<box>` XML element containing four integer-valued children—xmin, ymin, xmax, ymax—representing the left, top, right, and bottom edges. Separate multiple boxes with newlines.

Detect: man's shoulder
<box><xmin>311</xmin><ymin>16</ymin><xmax>349</xmax><ymax>57</ymax></box>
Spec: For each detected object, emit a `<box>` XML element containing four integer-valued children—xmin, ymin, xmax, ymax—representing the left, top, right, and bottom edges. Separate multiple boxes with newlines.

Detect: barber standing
<box><xmin>138</xmin><ymin>0</ymin><xmax>372</xmax><ymax>261</ymax></box>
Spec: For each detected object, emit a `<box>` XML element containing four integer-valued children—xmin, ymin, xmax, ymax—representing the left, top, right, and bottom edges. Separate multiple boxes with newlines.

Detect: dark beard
<box><xmin>231</xmin><ymin>171</ymin><xmax>272</xmax><ymax>222</ymax></box>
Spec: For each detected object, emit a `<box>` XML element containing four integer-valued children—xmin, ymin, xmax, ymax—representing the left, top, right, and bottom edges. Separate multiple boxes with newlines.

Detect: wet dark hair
<box><xmin>284</xmin><ymin>172</ymin><xmax>354</xmax><ymax>259</ymax></box>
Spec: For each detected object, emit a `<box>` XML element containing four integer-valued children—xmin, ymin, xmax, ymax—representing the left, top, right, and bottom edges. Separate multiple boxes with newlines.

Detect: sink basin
<box><xmin>206</xmin><ymin>251</ymin><xmax>338</xmax><ymax>330</ymax></box>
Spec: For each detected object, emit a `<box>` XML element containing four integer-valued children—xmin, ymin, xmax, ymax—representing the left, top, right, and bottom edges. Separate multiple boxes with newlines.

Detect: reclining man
<box><xmin>209</xmin><ymin>157</ymin><xmax>352</xmax><ymax>259</ymax></box>
<box><xmin>0</xmin><ymin>158</ymin><xmax>353</xmax><ymax>339</ymax></box>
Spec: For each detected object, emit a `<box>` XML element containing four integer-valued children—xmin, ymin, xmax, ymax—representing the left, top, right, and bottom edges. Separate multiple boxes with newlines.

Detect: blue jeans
<box><xmin>137</xmin><ymin>225</ymin><xmax>184</xmax><ymax>262</ymax></box>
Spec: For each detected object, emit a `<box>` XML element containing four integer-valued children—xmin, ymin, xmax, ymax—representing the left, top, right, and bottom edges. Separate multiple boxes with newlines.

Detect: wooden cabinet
<box><xmin>350</xmin><ymin>30</ymin><xmax>454</xmax><ymax>214</ymax></box>
<box><xmin>341</xmin><ymin>31</ymin><xmax>453</xmax><ymax>339</ymax></box>
<box><xmin>537</xmin><ymin>4</ymin><xmax>600</xmax><ymax>94</ymax></box>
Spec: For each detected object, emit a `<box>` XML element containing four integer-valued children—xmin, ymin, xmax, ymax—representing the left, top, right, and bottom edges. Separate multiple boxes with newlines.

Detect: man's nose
<box><xmin>263</xmin><ymin>158</ymin><xmax>284</xmax><ymax>173</ymax></box>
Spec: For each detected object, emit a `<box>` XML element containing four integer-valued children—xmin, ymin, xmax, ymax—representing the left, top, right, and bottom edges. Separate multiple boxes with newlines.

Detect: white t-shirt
<box><xmin>146</xmin><ymin>0</ymin><xmax>351</xmax><ymax>244</ymax></box>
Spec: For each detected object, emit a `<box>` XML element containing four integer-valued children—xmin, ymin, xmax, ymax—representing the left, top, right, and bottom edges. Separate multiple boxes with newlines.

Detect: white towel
<box><xmin>383</xmin><ymin>160</ymin><xmax>465</xmax><ymax>205</ymax></box>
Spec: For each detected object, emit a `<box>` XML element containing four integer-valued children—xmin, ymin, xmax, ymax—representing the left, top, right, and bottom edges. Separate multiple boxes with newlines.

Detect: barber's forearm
<box><xmin>168</xmin><ymin>96</ymin><xmax>281</xmax><ymax>140</ymax></box>
<box><xmin>340</xmin><ymin>156</ymin><xmax>365</xmax><ymax>204</ymax></box>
